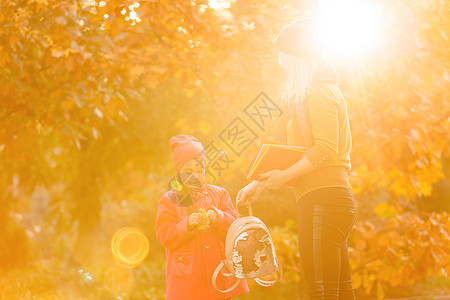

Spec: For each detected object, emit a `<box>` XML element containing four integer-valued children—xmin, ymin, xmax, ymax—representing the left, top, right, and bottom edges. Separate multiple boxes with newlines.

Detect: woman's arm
<box><xmin>239</xmin><ymin>85</ymin><xmax>341</xmax><ymax>203</ymax></box>
<box><xmin>259</xmin><ymin>86</ymin><xmax>340</xmax><ymax>189</ymax></box>
<box><xmin>256</xmin><ymin>156</ymin><xmax>315</xmax><ymax>190</ymax></box>
<box><xmin>302</xmin><ymin>85</ymin><xmax>340</xmax><ymax>165</ymax></box>
<box><xmin>236</xmin><ymin>180</ymin><xmax>266</xmax><ymax>207</ymax></box>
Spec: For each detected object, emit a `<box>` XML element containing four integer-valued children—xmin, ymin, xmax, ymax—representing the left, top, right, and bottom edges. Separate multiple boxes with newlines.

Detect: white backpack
<box><xmin>212</xmin><ymin>206</ymin><xmax>283</xmax><ymax>293</ymax></box>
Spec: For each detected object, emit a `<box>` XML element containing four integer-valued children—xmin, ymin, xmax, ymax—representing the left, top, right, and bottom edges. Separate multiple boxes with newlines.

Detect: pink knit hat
<box><xmin>169</xmin><ymin>134</ymin><xmax>207</xmax><ymax>173</ymax></box>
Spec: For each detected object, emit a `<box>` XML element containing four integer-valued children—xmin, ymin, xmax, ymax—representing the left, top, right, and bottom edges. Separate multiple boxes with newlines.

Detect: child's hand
<box><xmin>188</xmin><ymin>213</ymin><xmax>204</xmax><ymax>231</ymax></box>
<box><xmin>207</xmin><ymin>210</ymin><xmax>218</xmax><ymax>224</ymax></box>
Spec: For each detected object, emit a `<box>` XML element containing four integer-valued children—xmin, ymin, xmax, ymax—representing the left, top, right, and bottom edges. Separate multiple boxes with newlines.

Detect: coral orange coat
<box><xmin>155</xmin><ymin>184</ymin><xmax>249</xmax><ymax>300</ymax></box>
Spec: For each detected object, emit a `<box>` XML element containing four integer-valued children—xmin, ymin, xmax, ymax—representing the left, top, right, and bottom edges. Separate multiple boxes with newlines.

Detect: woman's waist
<box><xmin>301</xmin><ymin>165</ymin><xmax>349</xmax><ymax>180</ymax></box>
<box><xmin>291</xmin><ymin>166</ymin><xmax>351</xmax><ymax>199</ymax></box>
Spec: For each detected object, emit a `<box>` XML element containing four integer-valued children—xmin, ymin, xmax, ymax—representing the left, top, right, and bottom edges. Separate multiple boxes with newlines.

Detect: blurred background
<box><xmin>0</xmin><ymin>0</ymin><xmax>449</xmax><ymax>299</ymax></box>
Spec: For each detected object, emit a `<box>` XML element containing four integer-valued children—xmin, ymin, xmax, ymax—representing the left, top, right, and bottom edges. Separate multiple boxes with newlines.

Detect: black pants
<box><xmin>298</xmin><ymin>187</ymin><xmax>357</xmax><ymax>300</ymax></box>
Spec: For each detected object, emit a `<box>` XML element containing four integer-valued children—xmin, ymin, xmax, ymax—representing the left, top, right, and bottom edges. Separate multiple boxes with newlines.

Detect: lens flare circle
<box><xmin>111</xmin><ymin>227</ymin><xmax>150</xmax><ymax>268</ymax></box>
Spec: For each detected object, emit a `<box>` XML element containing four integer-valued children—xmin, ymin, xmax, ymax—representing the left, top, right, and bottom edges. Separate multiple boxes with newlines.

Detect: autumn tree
<box><xmin>1</xmin><ymin>0</ymin><xmax>449</xmax><ymax>298</ymax></box>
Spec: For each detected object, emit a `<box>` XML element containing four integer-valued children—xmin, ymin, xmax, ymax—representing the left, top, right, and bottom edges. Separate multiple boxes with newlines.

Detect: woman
<box><xmin>236</xmin><ymin>19</ymin><xmax>358</xmax><ymax>299</ymax></box>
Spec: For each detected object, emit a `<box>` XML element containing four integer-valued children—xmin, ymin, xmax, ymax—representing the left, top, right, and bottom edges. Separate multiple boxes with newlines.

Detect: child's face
<box><xmin>178</xmin><ymin>158</ymin><xmax>206</xmax><ymax>187</ymax></box>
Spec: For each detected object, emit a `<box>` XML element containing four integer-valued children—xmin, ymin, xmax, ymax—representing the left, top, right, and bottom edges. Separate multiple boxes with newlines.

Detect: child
<box><xmin>155</xmin><ymin>134</ymin><xmax>249</xmax><ymax>300</ymax></box>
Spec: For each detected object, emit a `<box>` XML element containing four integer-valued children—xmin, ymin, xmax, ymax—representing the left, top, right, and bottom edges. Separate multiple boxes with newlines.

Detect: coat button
<box><xmin>204</xmin><ymin>245</ymin><xmax>209</xmax><ymax>249</ymax></box>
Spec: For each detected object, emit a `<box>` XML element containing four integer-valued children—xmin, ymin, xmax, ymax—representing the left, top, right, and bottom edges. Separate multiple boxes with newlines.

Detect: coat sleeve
<box><xmin>210</xmin><ymin>188</ymin><xmax>238</xmax><ymax>238</ymax></box>
<box><xmin>155</xmin><ymin>194</ymin><xmax>197</xmax><ymax>251</ymax></box>
<box><xmin>303</xmin><ymin>85</ymin><xmax>340</xmax><ymax>168</ymax></box>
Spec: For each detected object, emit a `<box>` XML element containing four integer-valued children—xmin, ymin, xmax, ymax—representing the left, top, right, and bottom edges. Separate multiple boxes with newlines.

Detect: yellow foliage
<box><xmin>348</xmin><ymin>212</ymin><xmax>450</xmax><ymax>297</ymax></box>
<box><xmin>374</xmin><ymin>201</ymin><xmax>396</xmax><ymax>220</ymax></box>
<box><xmin>197</xmin><ymin>207</ymin><xmax>210</xmax><ymax>230</ymax></box>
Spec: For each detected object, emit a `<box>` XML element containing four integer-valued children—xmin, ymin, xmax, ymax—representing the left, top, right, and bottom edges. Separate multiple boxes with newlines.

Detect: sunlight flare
<box><xmin>318</xmin><ymin>0</ymin><xmax>382</xmax><ymax>58</ymax></box>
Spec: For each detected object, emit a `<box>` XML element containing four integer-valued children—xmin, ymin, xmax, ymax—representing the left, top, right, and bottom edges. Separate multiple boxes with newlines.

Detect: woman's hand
<box><xmin>236</xmin><ymin>180</ymin><xmax>266</xmax><ymax>207</ymax></box>
<box><xmin>258</xmin><ymin>169</ymin><xmax>289</xmax><ymax>189</ymax></box>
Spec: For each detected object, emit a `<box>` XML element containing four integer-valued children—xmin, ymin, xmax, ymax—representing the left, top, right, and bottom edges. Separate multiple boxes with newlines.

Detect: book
<box><xmin>246</xmin><ymin>144</ymin><xmax>307</xmax><ymax>187</ymax></box>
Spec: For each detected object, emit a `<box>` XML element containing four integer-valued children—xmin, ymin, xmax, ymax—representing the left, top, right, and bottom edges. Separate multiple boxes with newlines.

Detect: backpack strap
<box><xmin>212</xmin><ymin>260</ymin><xmax>242</xmax><ymax>293</ymax></box>
<box><xmin>235</xmin><ymin>204</ymin><xmax>253</xmax><ymax>218</ymax></box>
<box><xmin>254</xmin><ymin>255</ymin><xmax>283</xmax><ymax>287</ymax></box>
